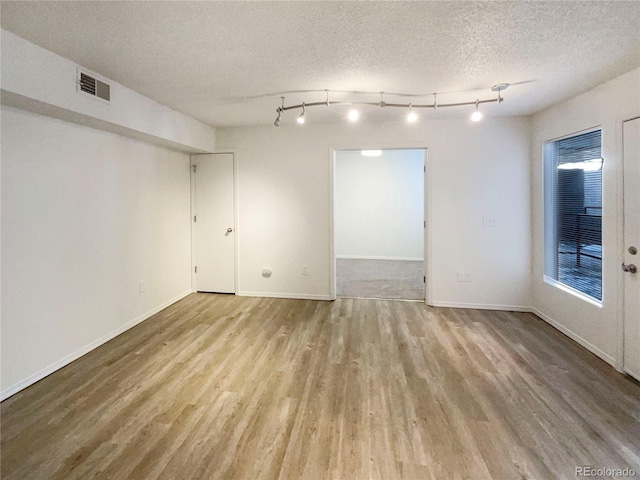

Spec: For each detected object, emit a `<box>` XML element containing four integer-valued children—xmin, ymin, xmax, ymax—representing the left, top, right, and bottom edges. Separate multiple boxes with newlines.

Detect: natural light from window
<box><xmin>543</xmin><ymin>129</ymin><xmax>603</xmax><ymax>302</ymax></box>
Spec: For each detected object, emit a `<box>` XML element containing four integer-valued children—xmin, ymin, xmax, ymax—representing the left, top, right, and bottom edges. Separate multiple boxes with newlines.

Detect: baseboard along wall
<box><xmin>1</xmin><ymin>290</ymin><xmax>193</xmax><ymax>401</ymax></box>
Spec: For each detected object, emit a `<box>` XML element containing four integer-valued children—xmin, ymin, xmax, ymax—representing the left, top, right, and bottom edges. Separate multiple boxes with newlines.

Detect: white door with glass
<box><xmin>623</xmin><ymin>117</ymin><xmax>640</xmax><ymax>380</ymax></box>
<box><xmin>193</xmin><ymin>153</ymin><xmax>236</xmax><ymax>293</ymax></box>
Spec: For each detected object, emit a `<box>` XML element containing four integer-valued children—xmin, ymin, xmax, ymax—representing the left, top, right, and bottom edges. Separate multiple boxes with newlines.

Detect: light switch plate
<box><xmin>482</xmin><ymin>217</ymin><xmax>497</xmax><ymax>227</ymax></box>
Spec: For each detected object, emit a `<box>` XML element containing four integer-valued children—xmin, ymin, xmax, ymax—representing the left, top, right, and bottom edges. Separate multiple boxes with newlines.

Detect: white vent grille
<box><xmin>79</xmin><ymin>72</ymin><xmax>96</xmax><ymax>95</ymax></box>
<box><xmin>77</xmin><ymin>69</ymin><xmax>110</xmax><ymax>103</ymax></box>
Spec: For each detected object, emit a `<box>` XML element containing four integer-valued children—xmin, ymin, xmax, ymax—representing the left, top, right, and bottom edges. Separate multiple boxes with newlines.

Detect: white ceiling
<box><xmin>1</xmin><ymin>1</ymin><xmax>639</xmax><ymax>128</ymax></box>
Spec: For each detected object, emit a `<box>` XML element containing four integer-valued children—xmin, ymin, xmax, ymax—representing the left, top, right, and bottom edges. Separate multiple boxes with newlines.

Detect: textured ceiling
<box><xmin>1</xmin><ymin>1</ymin><xmax>639</xmax><ymax>128</ymax></box>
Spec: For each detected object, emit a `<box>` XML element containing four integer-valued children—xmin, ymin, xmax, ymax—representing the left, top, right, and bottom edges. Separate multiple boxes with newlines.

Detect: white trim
<box><xmin>542</xmin><ymin>276</ymin><xmax>603</xmax><ymax>308</ymax></box>
<box><xmin>190</xmin><ymin>155</ymin><xmax>197</xmax><ymax>292</ymax></box>
<box><xmin>430</xmin><ymin>301</ymin><xmax>532</xmax><ymax>312</ymax></box>
<box><xmin>190</xmin><ymin>152</ymin><xmax>238</xmax><ymax>295</ymax></box>
<box><xmin>215</xmin><ymin>149</ymin><xmax>240</xmax><ymax>296</ymax></box>
<box><xmin>0</xmin><ymin>290</ymin><xmax>193</xmax><ymax>401</ymax></box>
<box><xmin>623</xmin><ymin>366</ymin><xmax>640</xmax><ymax>382</ymax></box>
<box><xmin>531</xmin><ymin>307</ymin><xmax>616</xmax><ymax>367</ymax></box>
<box><xmin>545</xmin><ymin>124</ymin><xmax>603</xmax><ymax>144</ymax></box>
<box><xmin>424</xmin><ymin>148</ymin><xmax>433</xmax><ymax>306</ymax></box>
<box><xmin>430</xmin><ymin>302</ymin><xmax>616</xmax><ymax>368</ymax></box>
<box><xmin>330</xmin><ymin>145</ymin><xmax>430</xmax><ymax>304</ymax></box>
<box><xmin>618</xmin><ymin>116</ymin><xmax>640</xmax><ymax>373</ymax></box>
<box><xmin>338</xmin><ymin>296</ymin><xmax>424</xmax><ymax>303</ymax></box>
<box><xmin>335</xmin><ymin>255</ymin><xmax>424</xmax><ymax>262</ymax></box>
<box><xmin>329</xmin><ymin>147</ymin><xmax>336</xmax><ymax>300</ymax></box>
<box><xmin>237</xmin><ymin>291</ymin><xmax>332</xmax><ymax>301</ymax></box>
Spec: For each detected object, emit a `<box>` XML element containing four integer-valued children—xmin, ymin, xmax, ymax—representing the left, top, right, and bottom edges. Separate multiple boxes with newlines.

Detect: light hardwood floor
<box><xmin>1</xmin><ymin>294</ymin><xmax>639</xmax><ymax>479</ymax></box>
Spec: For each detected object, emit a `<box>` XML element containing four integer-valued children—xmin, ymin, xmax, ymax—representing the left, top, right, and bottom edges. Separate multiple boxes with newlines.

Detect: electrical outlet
<box><xmin>302</xmin><ymin>265</ymin><xmax>308</xmax><ymax>275</ymax></box>
<box><xmin>139</xmin><ymin>282</ymin><xmax>146</xmax><ymax>293</ymax></box>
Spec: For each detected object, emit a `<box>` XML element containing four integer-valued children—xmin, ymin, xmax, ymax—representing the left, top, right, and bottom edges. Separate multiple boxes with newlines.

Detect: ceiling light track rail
<box><xmin>273</xmin><ymin>83</ymin><xmax>509</xmax><ymax>126</ymax></box>
<box><xmin>278</xmin><ymin>97</ymin><xmax>500</xmax><ymax>112</ymax></box>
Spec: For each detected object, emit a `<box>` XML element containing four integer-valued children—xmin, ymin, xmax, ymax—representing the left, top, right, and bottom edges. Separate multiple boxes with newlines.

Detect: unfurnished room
<box><xmin>1</xmin><ymin>2</ymin><xmax>639</xmax><ymax>479</ymax></box>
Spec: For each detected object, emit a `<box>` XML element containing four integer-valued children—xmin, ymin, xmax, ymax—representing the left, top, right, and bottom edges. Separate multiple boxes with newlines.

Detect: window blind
<box><xmin>552</xmin><ymin>129</ymin><xmax>602</xmax><ymax>300</ymax></box>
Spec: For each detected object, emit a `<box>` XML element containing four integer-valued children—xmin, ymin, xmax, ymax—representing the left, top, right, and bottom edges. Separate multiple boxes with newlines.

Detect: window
<box><xmin>544</xmin><ymin>129</ymin><xmax>602</xmax><ymax>301</ymax></box>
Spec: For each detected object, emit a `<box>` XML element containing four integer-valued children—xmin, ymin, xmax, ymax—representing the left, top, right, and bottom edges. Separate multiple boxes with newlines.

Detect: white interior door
<box><xmin>623</xmin><ymin>117</ymin><xmax>640</xmax><ymax>380</ymax></box>
<box><xmin>193</xmin><ymin>153</ymin><xmax>235</xmax><ymax>293</ymax></box>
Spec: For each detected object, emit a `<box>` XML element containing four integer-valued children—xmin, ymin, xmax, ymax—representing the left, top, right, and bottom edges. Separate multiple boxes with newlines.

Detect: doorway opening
<box><xmin>332</xmin><ymin>148</ymin><xmax>427</xmax><ymax>301</ymax></box>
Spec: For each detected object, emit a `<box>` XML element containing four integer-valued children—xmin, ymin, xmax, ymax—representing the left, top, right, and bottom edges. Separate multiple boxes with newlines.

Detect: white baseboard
<box><xmin>0</xmin><ymin>289</ymin><xmax>193</xmax><ymax>402</ymax></box>
<box><xmin>430</xmin><ymin>301</ymin><xmax>532</xmax><ymax>312</ymax></box>
<box><xmin>431</xmin><ymin>302</ymin><xmax>617</xmax><ymax>368</ymax></box>
<box><xmin>237</xmin><ymin>291</ymin><xmax>332</xmax><ymax>301</ymax></box>
<box><xmin>530</xmin><ymin>307</ymin><xmax>616</xmax><ymax>367</ymax></box>
<box><xmin>336</xmin><ymin>255</ymin><xmax>424</xmax><ymax>262</ymax></box>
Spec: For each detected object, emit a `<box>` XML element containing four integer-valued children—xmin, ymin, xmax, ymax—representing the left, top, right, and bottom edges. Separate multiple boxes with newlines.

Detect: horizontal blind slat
<box><xmin>552</xmin><ymin>130</ymin><xmax>602</xmax><ymax>300</ymax></box>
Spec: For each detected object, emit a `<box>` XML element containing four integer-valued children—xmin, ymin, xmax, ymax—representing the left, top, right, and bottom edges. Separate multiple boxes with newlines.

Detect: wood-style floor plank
<box><xmin>1</xmin><ymin>293</ymin><xmax>639</xmax><ymax>479</ymax></box>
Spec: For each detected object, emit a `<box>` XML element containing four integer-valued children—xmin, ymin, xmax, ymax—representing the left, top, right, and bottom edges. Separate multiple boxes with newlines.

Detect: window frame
<box><xmin>543</xmin><ymin>126</ymin><xmax>604</xmax><ymax>305</ymax></box>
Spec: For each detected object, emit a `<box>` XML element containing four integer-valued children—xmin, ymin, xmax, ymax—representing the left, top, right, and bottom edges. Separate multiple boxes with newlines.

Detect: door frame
<box><xmin>620</xmin><ymin>116</ymin><xmax>640</xmax><ymax>376</ymax></box>
<box><xmin>329</xmin><ymin>145</ymin><xmax>432</xmax><ymax>304</ymax></box>
<box><xmin>190</xmin><ymin>151</ymin><xmax>239</xmax><ymax>294</ymax></box>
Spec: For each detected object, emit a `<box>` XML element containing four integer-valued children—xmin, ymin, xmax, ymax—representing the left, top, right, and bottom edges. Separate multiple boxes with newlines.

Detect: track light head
<box><xmin>274</xmin><ymin>109</ymin><xmax>282</xmax><ymax>127</ymax></box>
<box><xmin>471</xmin><ymin>99</ymin><xmax>482</xmax><ymax>122</ymax></box>
<box><xmin>297</xmin><ymin>103</ymin><xmax>306</xmax><ymax>124</ymax></box>
<box><xmin>407</xmin><ymin>103</ymin><xmax>417</xmax><ymax>123</ymax></box>
<box><xmin>348</xmin><ymin>103</ymin><xmax>359</xmax><ymax>122</ymax></box>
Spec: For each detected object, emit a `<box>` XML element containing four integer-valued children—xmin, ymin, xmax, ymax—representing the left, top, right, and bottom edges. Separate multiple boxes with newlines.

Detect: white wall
<box><xmin>1</xmin><ymin>29</ymin><xmax>216</xmax><ymax>153</ymax></box>
<box><xmin>531</xmin><ymin>68</ymin><xmax>640</xmax><ymax>367</ymax></box>
<box><xmin>335</xmin><ymin>149</ymin><xmax>424</xmax><ymax>260</ymax></box>
<box><xmin>217</xmin><ymin>117</ymin><xmax>531</xmax><ymax>308</ymax></box>
<box><xmin>1</xmin><ymin>107</ymin><xmax>193</xmax><ymax>398</ymax></box>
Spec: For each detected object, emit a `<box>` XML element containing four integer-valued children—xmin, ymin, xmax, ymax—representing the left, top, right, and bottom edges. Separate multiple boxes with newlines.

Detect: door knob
<box><xmin>622</xmin><ymin>263</ymin><xmax>637</xmax><ymax>274</ymax></box>
<box><xmin>629</xmin><ymin>246</ymin><xmax>638</xmax><ymax>255</ymax></box>
<box><xmin>226</xmin><ymin>228</ymin><xmax>233</xmax><ymax>233</ymax></box>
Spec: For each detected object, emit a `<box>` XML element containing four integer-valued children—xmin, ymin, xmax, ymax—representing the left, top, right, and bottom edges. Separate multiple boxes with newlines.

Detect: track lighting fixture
<box><xmin>297</xmin><ymin>103</ymin><xmax>306</xmax><ymax>124</ymax></box>
<box><xmin>271</xmin><ymin>84</ymin><xmax>508</xmax><ymax>126</ymax></box>
<box><xmin>273</xmin><ymin>96</ymin><xmax>284</xmax><ymax>126</ymax></box>
<box><xmin>471</xmin><ymin>99</ymin><xmax>482</xmax><ymax>122</ymax></box>
<box><xmin>407</xmin><ymin>104</ymin><xmax>417</xmax><ymax>123</ymax></box>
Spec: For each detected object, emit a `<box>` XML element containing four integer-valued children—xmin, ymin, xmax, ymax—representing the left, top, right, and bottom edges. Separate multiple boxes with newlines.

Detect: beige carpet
<box><xmin>336</xmin><ymin>258</ymin><xmax>424</xmax><ymax>300</ymax></box>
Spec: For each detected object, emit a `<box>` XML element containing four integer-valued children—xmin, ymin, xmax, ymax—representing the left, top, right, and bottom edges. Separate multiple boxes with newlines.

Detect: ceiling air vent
<box><xmin>77</xmin><ymin>69</ymin><xmax>111</xmax><ymax>103</ymax></box>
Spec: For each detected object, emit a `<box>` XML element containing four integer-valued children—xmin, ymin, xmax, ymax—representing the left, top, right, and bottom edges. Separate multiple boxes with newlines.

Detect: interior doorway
<box><xmin>332</xmin><ymin>148</ymin><xmax>427</xmax><ymax>301</ymax></box>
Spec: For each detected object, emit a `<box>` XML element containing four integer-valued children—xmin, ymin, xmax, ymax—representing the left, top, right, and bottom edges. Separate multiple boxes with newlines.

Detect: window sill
<box><xmin>543</xmin><ymin>276</ymin><xmax>603</xmax><ymax>308</ymax></box>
